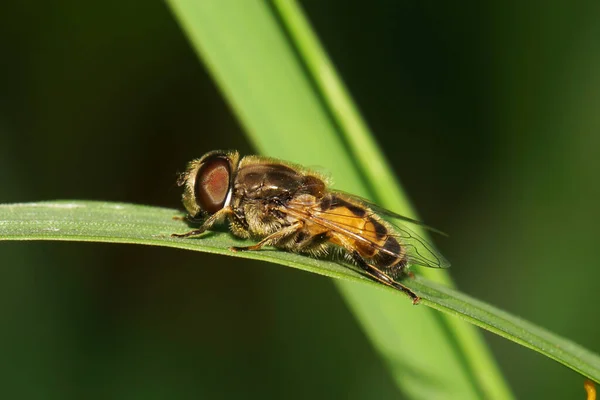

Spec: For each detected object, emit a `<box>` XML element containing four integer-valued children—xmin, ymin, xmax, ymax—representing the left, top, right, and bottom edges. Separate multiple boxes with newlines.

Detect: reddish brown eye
<box><xmin>195</xmin><ymin>157</ymin><xmax>231</xmax><ymax>214</ymax></box>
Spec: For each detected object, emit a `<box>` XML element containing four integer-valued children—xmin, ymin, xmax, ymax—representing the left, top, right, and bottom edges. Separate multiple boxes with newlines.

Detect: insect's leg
<box><xmin>330</xmin><ymin>234</ymin><xmax>418</xmax><ymax>302</ymax></box>
<box><xmin>172</xmin><ymin>214</ymin><xmax>204</xmax><ymax>223</ymax></box>
<box><xmin>294</xmin><ymin>232</ymin><xmax>330</xmax><ymax>252</ymax></box>
<box><xmin>350</xmin><ymin>251</ymin><xmax>420</xmax><ymax>304</ymax></box>
<box><xmin>171</xmin><ymin>209</ymin><xmax>229</xmax><ymax>238</ymax></box>
<box><xmin>230</xmin><ymin>222</ymin><xmax>302</xmax><ymax>252</ymax></box>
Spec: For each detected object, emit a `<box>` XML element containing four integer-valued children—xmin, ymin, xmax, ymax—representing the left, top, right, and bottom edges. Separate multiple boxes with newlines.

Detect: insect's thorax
<box><xmin>229</xmin><ymin>162</ymin><xmax>324</xmax><ymax>237</ymax></box>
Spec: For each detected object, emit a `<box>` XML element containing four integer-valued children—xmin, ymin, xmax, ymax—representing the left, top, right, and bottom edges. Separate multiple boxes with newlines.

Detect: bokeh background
<box><xmin>1</xmin><ymin>1</ymin><xmax>599</xmax><ymax>398</ymax></box>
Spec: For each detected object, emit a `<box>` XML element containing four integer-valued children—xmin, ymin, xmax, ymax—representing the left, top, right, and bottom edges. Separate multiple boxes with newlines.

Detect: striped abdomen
<box><xmin>317</xmin><ymin>194</ymin><xmax>408</xmax><ymax>279</ymax></box>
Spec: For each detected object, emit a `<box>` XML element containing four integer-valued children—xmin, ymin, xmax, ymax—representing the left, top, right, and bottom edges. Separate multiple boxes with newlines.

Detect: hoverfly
<box><xmin>172</xmin><ymin>150</ymin><xmax>449</xmax><ymax>303</ymax></box>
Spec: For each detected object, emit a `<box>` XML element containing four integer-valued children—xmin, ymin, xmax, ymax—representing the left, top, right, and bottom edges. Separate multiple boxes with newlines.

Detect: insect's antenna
<box><xmin>168</xmin><ymin>172</ymin><xmax>186</xmax><ymax>192</ymax></box>
<box><xmin>168</xmin><ymin>181</ymin><xmax>178</xmax><ymax>192</ymax></box>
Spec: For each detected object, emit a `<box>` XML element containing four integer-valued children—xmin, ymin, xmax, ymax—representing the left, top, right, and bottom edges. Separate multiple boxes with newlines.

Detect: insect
<box><xmin>171</xmin><ymin>150</ymin><xmax>449</xmax><ymax>303</ymax></box>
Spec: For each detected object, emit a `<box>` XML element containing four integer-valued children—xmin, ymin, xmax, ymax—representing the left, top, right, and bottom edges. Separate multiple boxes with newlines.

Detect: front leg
<box><xmin>230</xmin><ymin>222</ymin><xmax>302</xmax><ymax>252</ymax></box>
<box><xmin>171</xmin><ymin>208</ymin><xmax>230</xmax><ymax>238</ymax></box>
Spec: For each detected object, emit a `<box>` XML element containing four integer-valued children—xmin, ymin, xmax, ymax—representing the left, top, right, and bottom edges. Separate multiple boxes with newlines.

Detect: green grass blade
<box><xmin>272</xmin><ymin>3</ymin><xmax>513</xmax><ymax>396</ymax></box>
<box><xmin>1</xmin><ymin>201</ymin><xmax>599</xmax><ymax>388</ymax></box>
<box><xmin>165</xmin><ymin>1</ymin><xmax>509</xmax><ymax>398</ymax></box>
<box><xmin>272</xmin><ymin>0</ymin><xmax>422</xmax><ymax>219</ymax></box>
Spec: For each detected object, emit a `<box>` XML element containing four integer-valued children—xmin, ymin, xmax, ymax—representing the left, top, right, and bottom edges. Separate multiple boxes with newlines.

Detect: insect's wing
<box><xmin>388</xmin><ymin>219</ymin><xmax>451</xmax><ymax>269</ymax></box>
<box><xmin>330</xmin><ymin>190</ymin><xmax>448</xmax><ymax>236</ymax></box>
<box><xmin>283</xmin><ymin>193</ymin><xmax>450</xmax><ymax>269</ymax></box>
<box><xmin>328</xmin><ymin>191</ymin><xmax>450</xmax><ymax>268</ymax></box>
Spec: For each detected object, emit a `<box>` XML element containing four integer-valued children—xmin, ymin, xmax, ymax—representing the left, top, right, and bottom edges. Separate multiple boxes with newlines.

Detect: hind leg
<box><xmin>350</xmin><ymin>251</ymin><xmax>420</xmax><ymax>304</ymax></box>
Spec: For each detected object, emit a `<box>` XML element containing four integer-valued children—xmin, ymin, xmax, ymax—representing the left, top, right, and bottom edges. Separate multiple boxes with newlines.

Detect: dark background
<box><xmin>1</xmin><ymin>1</ymin><xmax>599</xmax><ymax>398</ymax></box>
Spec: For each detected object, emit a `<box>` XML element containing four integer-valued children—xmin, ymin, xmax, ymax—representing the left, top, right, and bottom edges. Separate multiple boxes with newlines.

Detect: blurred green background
<box><xmin>1</xmin><ymin>1</ymin><xmax>599</xmax><ymax>398</ymax></box>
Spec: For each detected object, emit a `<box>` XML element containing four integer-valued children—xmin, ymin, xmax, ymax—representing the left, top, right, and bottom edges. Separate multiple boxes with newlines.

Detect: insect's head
<box><xmin>178</xmin><ymin>150</ymin><xmax>239</xmax><ymax>218</ymax></box>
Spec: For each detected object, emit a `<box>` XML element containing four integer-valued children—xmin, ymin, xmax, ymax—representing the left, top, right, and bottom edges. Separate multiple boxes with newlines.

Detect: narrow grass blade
<box><xmin>271</xmin><ymin>2</ymin><xmax>514</xmax><ymax>397</ymax></box>
<box><xmin>164</xmin><ymin>0</ymin><xmax>511</xmax><ymax>398</ymax></box>
<box><xmin>1</xmin><ymin>201</ymin><xmax>599</xmax><ymax>387</ymax></box>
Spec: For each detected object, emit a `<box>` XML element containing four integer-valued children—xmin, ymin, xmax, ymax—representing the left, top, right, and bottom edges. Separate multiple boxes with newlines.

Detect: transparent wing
<box><xmin>386</xmin><ymin>219</ymin><xmax>451</xmax><ymax>269</ymax></box>
<box><xmin>282</xmin><ymin>192</ymin><xmax>450</xmax><ymax>269</ymax></box>
<box><xmin>329</xmin><ymin>190</ymin><xmax>448</xmax><ymax>236</ymax></box>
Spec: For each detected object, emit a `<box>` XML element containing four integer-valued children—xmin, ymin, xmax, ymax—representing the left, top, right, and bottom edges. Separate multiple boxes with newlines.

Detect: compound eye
<box><xmin>195</xmin><ymin>156</ymin><xmax>231</xmax><ymax>214</ymax></box>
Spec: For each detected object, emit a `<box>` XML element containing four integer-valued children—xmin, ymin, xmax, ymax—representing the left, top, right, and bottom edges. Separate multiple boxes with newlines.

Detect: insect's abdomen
<box><xmin>370</xmin><ymin>235</ymin><xmax>407</xmax><ymax>279</ymax></box>
<box><xmin>322</xmin><ymin>196</ymin><xmax>408</xmax><ymax>279</ymax></box>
